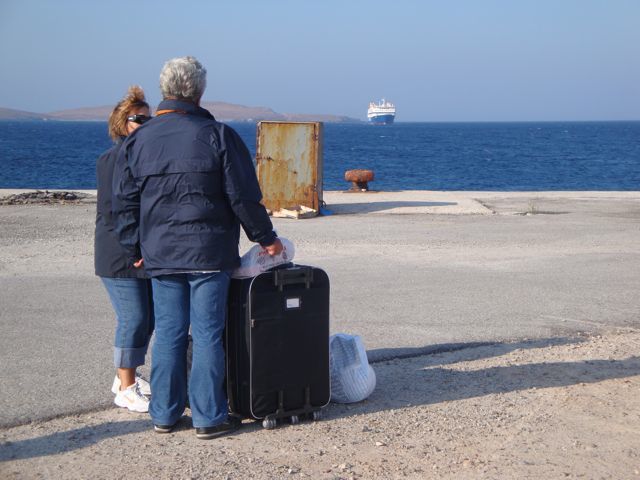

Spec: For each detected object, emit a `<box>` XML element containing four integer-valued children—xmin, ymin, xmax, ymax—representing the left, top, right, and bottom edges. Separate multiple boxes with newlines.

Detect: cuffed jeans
<box><xmin>149</xmin><ymin>272</ymin><xmax>230</xmax><ymax>428</ymax></box>
<box><xmin>101</xmin><ymin>277</ymin><xmax>154</xmax><ymax>369</ymax></box>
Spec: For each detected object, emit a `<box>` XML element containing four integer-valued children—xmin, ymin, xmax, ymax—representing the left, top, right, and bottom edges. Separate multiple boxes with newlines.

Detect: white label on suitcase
<box><xmin>286</xmin><ymin>297</ymin><xmax>301</xmax><ymax>309</ymax></box>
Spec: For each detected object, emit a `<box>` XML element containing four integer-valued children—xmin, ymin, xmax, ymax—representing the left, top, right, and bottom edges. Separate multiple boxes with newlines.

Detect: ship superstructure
<box><xmin>367</xmin><ymin>99</ymin><xmax>396</xmax><ymax>124</ymax></box>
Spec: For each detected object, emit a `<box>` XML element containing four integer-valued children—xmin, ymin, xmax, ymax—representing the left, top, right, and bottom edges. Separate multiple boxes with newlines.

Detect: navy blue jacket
<box><xmin>111</xmin><ymin>99</ymin><xmax>277</xmax><ymax>277</ymax></box>
<box><xmin>94</xmin><ymin>140</ymin><xmax>147</xmax><ymax>278</ymax></box>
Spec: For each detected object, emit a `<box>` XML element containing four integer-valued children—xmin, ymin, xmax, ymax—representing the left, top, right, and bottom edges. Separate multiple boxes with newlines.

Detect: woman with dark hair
<box><xmin>95</xmin><ymin>86</ymin><xmax>154</xmax><ymax>412</ymax></box>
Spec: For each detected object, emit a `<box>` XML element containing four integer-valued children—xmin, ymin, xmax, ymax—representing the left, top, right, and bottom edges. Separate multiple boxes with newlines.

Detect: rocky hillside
<box><xmin>47</xmin><ymin>106</ymin><xmax>113</xmax><ymax>121</ymax></box>
<box><xmin>0</xmin><ymin>107</ymin><xmax>50</xmax><ymax>120</ymax></box>
<box><xmin>1</xmin><ymin>102</ymin><xmax>360</xmax><ymax>123</ymax></box>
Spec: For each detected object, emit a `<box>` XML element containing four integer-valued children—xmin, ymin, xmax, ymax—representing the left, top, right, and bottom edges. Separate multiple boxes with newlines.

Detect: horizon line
<box><xmin>1</xmin><ymin>118</ymin><xmax>639</xmax><ymax>124</ymax></box>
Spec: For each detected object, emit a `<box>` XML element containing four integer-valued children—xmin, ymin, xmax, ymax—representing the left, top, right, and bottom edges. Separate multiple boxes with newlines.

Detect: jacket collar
<box><xmin>156</xmin><ymin>99</ymin><xmax>215</xmax><ymax>120</ymax></box>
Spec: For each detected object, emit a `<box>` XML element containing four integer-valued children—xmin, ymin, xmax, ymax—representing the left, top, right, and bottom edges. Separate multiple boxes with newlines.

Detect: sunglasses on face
<box><xmin>127</xmin><ymin>114</ymin><xmax>151</xmax><ymax>125</ymax></box>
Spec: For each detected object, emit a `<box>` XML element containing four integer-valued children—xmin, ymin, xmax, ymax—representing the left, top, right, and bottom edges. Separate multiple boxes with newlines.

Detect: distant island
<box><xmin>0</xmin><ymin>102</ymin><xmax>360</xmax><ymax>123</ymax></box>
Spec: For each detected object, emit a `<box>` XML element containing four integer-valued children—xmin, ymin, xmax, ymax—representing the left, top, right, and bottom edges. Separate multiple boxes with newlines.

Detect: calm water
<box><xmin>0</xmin><ymin>121</ymin><xmax>638</xmax><ymax>190</ymax></box>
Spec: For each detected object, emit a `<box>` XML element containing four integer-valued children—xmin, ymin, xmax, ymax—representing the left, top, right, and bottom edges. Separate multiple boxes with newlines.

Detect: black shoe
<box><xmin>153</xmin><ymin>423</ymin><xmax>175</xmax><ymax>434</ymax></box>
<box><xmin>195</xmin><ymin>417</ymin><xmax>241</xmax><ymax>440</ymax></box>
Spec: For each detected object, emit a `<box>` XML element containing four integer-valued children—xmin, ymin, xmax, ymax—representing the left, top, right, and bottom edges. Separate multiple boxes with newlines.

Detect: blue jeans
<box><xmin>150</xmin><ymin>272</ymin><xmax>230</xmax><ymax>428</ymax></box>
<box><xmin>101</xmin><ymin>277</ymin><xmax>154</xmax><ymax>369</ymax></box>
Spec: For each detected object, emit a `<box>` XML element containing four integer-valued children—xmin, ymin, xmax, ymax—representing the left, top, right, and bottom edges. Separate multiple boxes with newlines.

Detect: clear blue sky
<box><xmin>1</xmin><ymin>0</ymin><xmax>639</xmax><ymax>121</ymax></box>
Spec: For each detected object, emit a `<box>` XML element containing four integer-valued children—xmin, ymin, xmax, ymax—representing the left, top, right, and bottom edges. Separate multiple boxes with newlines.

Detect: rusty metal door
<box><xmin>256</xmin><ymin>121</ymin><xmax>323</xmax><ymax>215</ymax></box>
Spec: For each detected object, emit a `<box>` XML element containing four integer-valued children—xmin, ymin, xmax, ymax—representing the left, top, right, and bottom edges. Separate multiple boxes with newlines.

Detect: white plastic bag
<box><xmin>231</xmin><ymin>237</ymin><xmax>295</xmax><ymax>279</ymax></box>
<box><xmin>329</xmin><ymin>333</ymin><xmax>376</xmax><ymax>403</ymax></box>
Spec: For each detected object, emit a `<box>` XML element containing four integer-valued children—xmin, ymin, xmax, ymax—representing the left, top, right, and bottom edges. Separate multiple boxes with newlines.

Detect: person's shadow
<box><xmin>0</xmin><ymin>419</ymin><xmax>151</xmax><ymax>462</ymax></box>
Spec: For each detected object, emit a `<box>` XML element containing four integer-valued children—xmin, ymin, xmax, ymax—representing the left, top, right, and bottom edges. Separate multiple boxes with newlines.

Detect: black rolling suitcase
<box><xmin>226</xmin><ymin>264</ymin><xmax>330</xmax><ymax>429</ymax></box>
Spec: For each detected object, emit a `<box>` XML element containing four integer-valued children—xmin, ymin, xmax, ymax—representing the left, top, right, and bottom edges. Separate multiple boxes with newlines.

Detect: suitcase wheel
<box><xmin>262</xmin><ymin>418</ymin><xmax>277</xmax><ymax>430</ymax></box>
<box><xmin>289</xmin><ymin>415</ymin><xmax>299</xmax><ymax>425</ymax></box>
<box><xmin>311</xmin><ymin>410</ymin><xmax>322</xmax><ymax>421</ymax></box>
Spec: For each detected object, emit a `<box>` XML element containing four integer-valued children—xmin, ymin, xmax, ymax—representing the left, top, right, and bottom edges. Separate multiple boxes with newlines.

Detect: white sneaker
<box><xmin>114</xmin><ymin>382</ymin><xmax>150</xmax><ymax>413</ymax></box>
<box><xmin>111</xmin><ymin>374</ymin><xmax>151</xmax><ymax>396</ymax></box>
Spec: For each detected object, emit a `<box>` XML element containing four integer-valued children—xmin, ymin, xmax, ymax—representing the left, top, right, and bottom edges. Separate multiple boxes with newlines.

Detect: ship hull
<box><xmin>368</xmin><ymin>114</ymin><xmax>395</xmax><ymax>125</ymax></box>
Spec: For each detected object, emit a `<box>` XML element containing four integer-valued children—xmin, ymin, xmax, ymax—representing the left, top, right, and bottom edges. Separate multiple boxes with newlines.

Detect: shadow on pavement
<box><xmin>328</xmin><ymin>201</ymin><xmax>457</xmax><ymax>214</ymax></box>
<box><xmin>4</xmin><ymin>338</ymin><xmax>637</xmax><ymax>460</ymax></box>
<box><xmin>0</xmin><ymin>419</ymin><xmax>150</xmax><ymax>462</ymax></box>
<box><xmin>0</xmin><ymin>414</ymin><xmax>256</xmax><ymax>462</ymax></box>
<box><xmin>367</xmin><ymin>336</ymin><xmax>584</xmax><ymax>365</ymax></box>
<box><xmin>328</xmin><ymin>340</ymin><xmax>640</xmax><ymax>419</ymax></box>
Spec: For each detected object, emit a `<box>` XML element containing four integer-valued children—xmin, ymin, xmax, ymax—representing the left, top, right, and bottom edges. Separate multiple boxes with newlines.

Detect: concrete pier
<box><xmin>1</xmin><ymin>190</ymin><xmax>639</xmax><ymax>478</ymax></box>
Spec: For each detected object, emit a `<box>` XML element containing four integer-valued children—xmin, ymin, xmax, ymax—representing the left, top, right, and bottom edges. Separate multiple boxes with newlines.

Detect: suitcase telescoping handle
<box><xmin>273</xmin><ymin>266</ymin><xmax>313</xmax><ymax>290</ymax></box>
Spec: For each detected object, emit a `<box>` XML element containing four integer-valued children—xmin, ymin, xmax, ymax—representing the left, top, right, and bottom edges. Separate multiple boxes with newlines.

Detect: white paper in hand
<box><xmin>231</xmin><ymin>238</ymin><xmax>295</xmax><ymax>279</ymax></box>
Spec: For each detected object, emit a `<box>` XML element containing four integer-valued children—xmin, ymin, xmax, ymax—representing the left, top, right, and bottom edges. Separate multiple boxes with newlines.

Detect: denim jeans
<box><xmin>149</xmin><ymin>272</ymin><xmax>230</xmax><ymax>428</ymax></box>
<box><xmin>101</xmin><ymin>277</ymin><xmax>154</xmax><ymax>369</ymax></box>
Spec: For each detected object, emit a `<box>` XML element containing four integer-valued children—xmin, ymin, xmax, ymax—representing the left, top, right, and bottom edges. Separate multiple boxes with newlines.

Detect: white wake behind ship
<box><xmin>367</xmin><ymin>99</ymin><xmax>395</xmax><ymax>125</ymax></box>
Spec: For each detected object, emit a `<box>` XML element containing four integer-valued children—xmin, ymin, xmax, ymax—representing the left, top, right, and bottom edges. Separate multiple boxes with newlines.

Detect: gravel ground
<box><xmin>1</xmin><ymin>330</ymin><xmax>639</xmax><ymax>479</ymax></box>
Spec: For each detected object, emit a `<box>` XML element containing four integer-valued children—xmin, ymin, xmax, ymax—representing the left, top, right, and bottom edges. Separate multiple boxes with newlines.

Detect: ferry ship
<box><xmin>367</xmin><ymin>99</ymin><xmax>396</xmax><ymax>124</ymax></box>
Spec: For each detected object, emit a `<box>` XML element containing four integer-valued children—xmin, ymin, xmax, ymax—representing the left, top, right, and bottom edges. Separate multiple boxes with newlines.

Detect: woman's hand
<box><xmin>133</xmin><ymin>258</ymin><xmax>144</xmax><ymax>268</ymax></box>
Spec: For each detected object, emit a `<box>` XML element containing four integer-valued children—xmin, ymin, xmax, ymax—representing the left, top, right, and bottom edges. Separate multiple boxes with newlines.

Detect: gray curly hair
<box><xmin>159</xmin><ymin>56</ymin><xmax>207</xmax><ymax>103</ymax></box>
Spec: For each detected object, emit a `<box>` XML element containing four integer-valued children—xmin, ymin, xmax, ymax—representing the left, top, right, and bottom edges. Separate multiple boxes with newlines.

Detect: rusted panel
<box><xmin>256</xmin><ymin>121</ymin><xmax>323</xmax><ymax>215</ymax></box>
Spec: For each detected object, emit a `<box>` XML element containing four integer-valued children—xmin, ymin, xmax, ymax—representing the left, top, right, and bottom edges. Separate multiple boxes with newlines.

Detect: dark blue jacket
<box><xmin>112</xmin><ymin>99</ymin><xmax>277</xmax><ymax>277</ymax></box>
<box><xmin>94</xmin><ymin>140</ymin><xmax>147</xmax><ymax>278</ymax></box>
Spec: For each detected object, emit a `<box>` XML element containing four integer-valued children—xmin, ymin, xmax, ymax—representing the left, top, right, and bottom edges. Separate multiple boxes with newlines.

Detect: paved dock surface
<box><xmin>0</xmin><ymin>190</ymin><xmax>639</xmax><ymax>478</ymax></box>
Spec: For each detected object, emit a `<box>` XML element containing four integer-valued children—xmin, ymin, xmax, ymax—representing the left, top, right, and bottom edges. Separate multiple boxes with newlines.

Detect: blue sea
<box><xmin>0</xmin><ymin>121</ymin><xmax>638</xmax><ymax>191</ymax></box>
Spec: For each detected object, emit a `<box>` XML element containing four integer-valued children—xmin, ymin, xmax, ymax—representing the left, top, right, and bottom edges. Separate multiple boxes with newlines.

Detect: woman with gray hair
<box><xmin>112</xmin><ymin>56</ymin><xmax>282</xmax><ymax>439</ymax></box>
